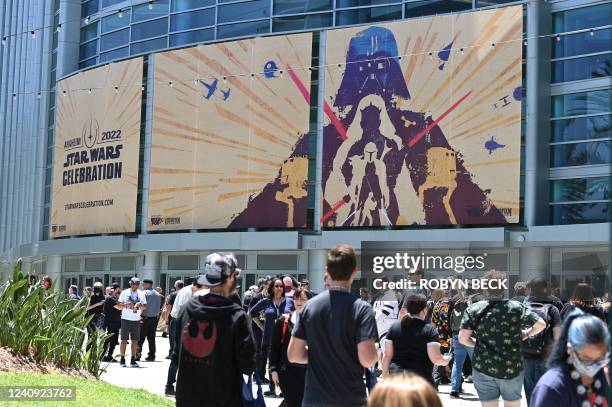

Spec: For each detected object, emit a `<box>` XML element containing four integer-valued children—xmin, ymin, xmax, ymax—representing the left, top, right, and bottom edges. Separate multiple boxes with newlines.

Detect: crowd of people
<box><xmin>28</xmin><ymin>246</ymin><xmax>611</xmax><ymax>407</ymax></box>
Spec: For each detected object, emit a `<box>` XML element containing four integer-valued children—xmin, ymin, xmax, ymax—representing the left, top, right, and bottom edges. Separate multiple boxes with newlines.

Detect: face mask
<box><xmin>569</xmin><ymin>347</ymin><xmax>609</xmax><ymax>378</ymax></box>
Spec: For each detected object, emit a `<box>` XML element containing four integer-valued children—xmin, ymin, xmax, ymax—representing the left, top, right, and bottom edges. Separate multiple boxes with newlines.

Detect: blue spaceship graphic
<box><xmin>485</xmin><ymin>136</ymin><xmax>506</xmax><ymax>154</ymax></box>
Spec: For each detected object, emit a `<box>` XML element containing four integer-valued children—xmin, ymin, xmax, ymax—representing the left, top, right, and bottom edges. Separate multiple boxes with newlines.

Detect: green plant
<box><xmin>0</xmin><ymin>270</ymin><xmax>109</xmax><ymax>376</ymax></box>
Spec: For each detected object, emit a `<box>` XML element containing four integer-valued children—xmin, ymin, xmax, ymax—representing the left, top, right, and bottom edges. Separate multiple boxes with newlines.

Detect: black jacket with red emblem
<box><xmin>173</xmin><ymin>292</ymin><xmax>256</xmax><ymax>407</ymax></box>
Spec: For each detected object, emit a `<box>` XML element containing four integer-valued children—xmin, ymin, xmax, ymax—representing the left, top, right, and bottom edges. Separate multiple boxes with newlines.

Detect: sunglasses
<box><xmin>274</xmin><ymin>284</ymin><xmax>284</xmax><ymax>288</ymax></box>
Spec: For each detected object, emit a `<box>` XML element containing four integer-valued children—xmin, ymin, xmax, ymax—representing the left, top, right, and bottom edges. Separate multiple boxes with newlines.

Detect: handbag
<box><xmin>241</xmin><ymin>372</ymin><xmax>266</xmax><ymax>407</ymax></box>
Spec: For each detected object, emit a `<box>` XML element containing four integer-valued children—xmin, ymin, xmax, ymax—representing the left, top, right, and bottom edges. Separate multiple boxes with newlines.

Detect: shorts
<box><xmin>120</xmin><ymin>319</ymin><xmax>141</xmax><ymax>342</ymax></box>
<box><xmin>472</xmin><ymin>369</ymin><xmax>524</xmax><ymax>402</ymax></box>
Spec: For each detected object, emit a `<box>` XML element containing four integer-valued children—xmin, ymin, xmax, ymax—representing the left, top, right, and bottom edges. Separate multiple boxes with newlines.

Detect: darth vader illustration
<box><xmin>322</xmin><ymin>26</ymin><xmax>507</xmax><ymax>226</ymax></box>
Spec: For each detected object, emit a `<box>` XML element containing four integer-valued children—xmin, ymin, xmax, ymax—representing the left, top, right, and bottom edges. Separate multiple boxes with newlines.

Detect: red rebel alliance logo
<box><xmin>182</xmin><ymin>320</ymin><xmax>217</xmax><ymax>358</ymax></box>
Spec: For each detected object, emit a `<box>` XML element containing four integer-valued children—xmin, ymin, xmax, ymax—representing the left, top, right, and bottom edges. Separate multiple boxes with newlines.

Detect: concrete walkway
<box><xmin>100</xmin><ymin>332</ymin><xmax>527</xmax><ymax>406</ymax></box>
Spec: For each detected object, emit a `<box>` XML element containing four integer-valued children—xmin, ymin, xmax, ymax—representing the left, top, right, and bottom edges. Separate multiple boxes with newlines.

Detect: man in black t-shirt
<box><xmin>164</xmin><ymin>280</ymin><xmax>184</xmax><ymax>359</ymax></box>
<box><xmin>102</xmin><ymin>284</ymin><xmax>122</xmax><ymax>362</ymax></box>
<box><xmin>288</xmin><ymin>244</ymin><xmax>378</xmax><ymax>407</ymax></box>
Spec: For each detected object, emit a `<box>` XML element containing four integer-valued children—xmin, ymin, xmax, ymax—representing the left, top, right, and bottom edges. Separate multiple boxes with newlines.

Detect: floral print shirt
<box><xmin>461</xmin><ymin>299</ymin><xmax>540</xmax><ymax>379</ymax></box>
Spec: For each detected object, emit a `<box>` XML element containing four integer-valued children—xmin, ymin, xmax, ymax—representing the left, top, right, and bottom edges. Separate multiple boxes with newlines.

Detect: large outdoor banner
<box><xmin>149</xmin><ymin>33</ymin><xmax>312</xmax><ymax>230</ymax></box>
<box><xmin>322</xmin><ymin>6</ymin><xmax>522</xmax><ymax>227</ymax></box>
<box><xmin>51</xmin><ymin>58</ymin><xmax>143</xmax><ymax>237</ymax></box>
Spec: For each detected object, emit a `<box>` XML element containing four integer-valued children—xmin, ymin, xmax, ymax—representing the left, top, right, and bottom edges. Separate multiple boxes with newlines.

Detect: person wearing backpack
<box><xmin>523</xmin><ymin>278</ymin><xmax>562</xmax><ymax>405</ymax></box>
<box><xmin>459</xmin><ymin>270</ymin><xmax>546</xmax><ymax>407</ymax></box>
<box><xmin>448</xmin><ymin>288</ymin><xmax>484</xmax><ymax>398</ymax></box>
<box><xmin>269</xmin><ymin>287</ymin><xmax>313</xmax><ymax>407</ymax></box>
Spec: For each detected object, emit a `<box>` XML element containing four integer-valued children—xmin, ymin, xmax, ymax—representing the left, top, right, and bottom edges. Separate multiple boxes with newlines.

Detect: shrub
<box><xmin>0</xmin><ymin>266</ymin><xmax>109</xmax><ymax>377</ymax></box>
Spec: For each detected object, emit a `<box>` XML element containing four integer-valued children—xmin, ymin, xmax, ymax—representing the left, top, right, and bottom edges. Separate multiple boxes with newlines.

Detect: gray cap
<box><xmin>198</xmin><ymin>252</ymin><xmax>241</xmax><ymax>287</ymax></box>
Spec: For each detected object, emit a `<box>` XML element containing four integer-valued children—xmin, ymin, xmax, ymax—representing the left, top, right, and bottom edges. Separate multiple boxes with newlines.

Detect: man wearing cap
<box><xmin>117</xmin><ymin>277</ymin><xmax>147</xmax><ymax>367</ymax></box>
<box><xmin>137</xmin><ymin>279</ymin><xmax>161</xmax><ymax>361</ymax></box>
<box><xmin>173</xmin><ymin>253</ymin><xmax>256</xmax><ymax>406</ymax></box>
<box><xmin>102</xmin><ymin>283</ymin><xmax>122</xmax><ymax>362</ymax></box>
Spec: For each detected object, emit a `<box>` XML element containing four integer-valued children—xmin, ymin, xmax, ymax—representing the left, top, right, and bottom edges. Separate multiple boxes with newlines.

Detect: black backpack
<box><xmin>523</xmin><ymin>301</ymin><xmax>554</xmax><ymax>358</ymax></box>
<box><xmin>450</xmin><ymin>294</ymin><xmax>480</xmax><ymax>333</ymax></box>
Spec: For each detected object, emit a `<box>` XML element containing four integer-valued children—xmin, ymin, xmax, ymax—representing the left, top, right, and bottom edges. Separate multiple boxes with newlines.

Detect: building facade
<box><xmin>0</xmin><ymin>0</ymin><xmax>610</xmax><ymax>297</ymax></box>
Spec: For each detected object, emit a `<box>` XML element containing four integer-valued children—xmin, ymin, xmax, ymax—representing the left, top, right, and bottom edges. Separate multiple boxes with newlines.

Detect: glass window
<box><xmin>64</xmin><ymin>258</ymin><xmax>81</xmax><ymax>273</ymax></box>
<box><xmin>551</xmin><ymin>177</ymin><xmax>609</xmax><ymax>203</ymax></box>
<box><xmin>217</xmin><ymin>19</ymin><xmax>270</xmax><ymax>38</ymax></box>
<box><xmin>101</xmin><ymin>0</ymin><xmax>123</xmax><ymax>7</ymax></box>
<box><xmin>133</xmin><ymin>0</ymin><xmax>169</xmax><ymax>22</ymax></box>
<box><xmin>85</xmin><ymin>257</ymin><xmax>105</xmax><ymax>271</ymax></box>
<box><xmin>218</xmin><ymin>0</ymin><xmax>270</xmax><ymax>23</ymax></box>
<box><xmin>552</xmin><ymin>114</ymin><xmax>611</xmax><ymax>143</ymax></box>
<box><xmin>110</xmin><ymin>256</ymin><xmax>136</xmax><ymax>271</ymax></box>
<box><xmin>168</xmin><ymin>255</ymin><xmax>199</xmax><ymax>270</ymax></box>
<box><xmin>79</xmin><ymin>57</ymin><xmax>98</xmax><ymax>69</ymax></box>
<box><xmin>99</xmin><ymin>46</ymin><xmax>129</xmax><ymax>63</ymax></box>
<box><xmin>79</xmin><ymin>40</ymin><xmax>98</xmax><ymax>60</ymax></box>
<box><xmin>80</xmin><ymin>22</ymin><xmax>98</xmax><ymax>42</ymax></box>
<box><xmin>170</xmin><ymin>9</ymin><xmax>215</xmax><ymax>31</ymax></box>
<box><xmin>550</xmin><ymin>202</ymin><xmax>609</xmax><ymax>224</ymax></box>
<box><xmin>553</xmin><ymin>53</ymin><xmax>612</xmax><ymax>83</ymax></box>
<box><xmin>82</xmin><ymin>0</ymin><xmax>99</xmax><ymax>18</ymax></box>
<box><xmin>552</xmin><ymin>89</ymin><xmax>612</xmax><ymax>118</ymax></box>
<box><xmin>131</xmin><ymin>36</ymin><xmax>168</xmax><ymax>54</ymax></box>
<box><xmin>562</xmin><ymin>251</ymin><xmax>609</xmax><ymax>271</ymax></box>
<box><xmin>100</xmin><ymin>28</ymin><xmax>129</xmax><ymax>51</ymax></box>
<box><xmin>101</xmin><ymin>9</ymin><xmax>131</xmax><ymax>33</ymax></box>
<box><xmin>257</xmin><ymin>255</ymin><xmax>297</xmax><ymax>270</ymax></box>
<box><xmin>273</xmin><ymin>13</ymin><xmax>332</xmax><ymax>32</ymax></box>
<box><xmin>169</xmin><ymin>28</ymin><xmax>214</xmax><ymax>47</ymax></box>
<box><xmin>131</xmin><ymin>17</ymin><xmax>168</xmax><ymax>41</ymax></box>
<box><xmin>476</xmin><ymin>0</ymin><xmax>515</xmax><ymax>6</ymax></box>
<box><xmin>336</xmin><ymin>5</ymin><xmax>402</xmax><ymax>25</ymax></box>
<box><xmin>274</xmin><ymin>0</ymin><xmax>332</xmax><ymax>15</ymax></box>
<box><xmin>553</xmin><ymin>3</ymin><xmax>612</xmax><ymax>33</ymax></box>
<box><xmin>338</xmin><ymin>0</ymin><xmax>399</xmax><ymax>6</ymax></box>
<box><xmin>553</xmin><ymin>28</ymin><xmax>611</xmax><ymax>59</ymax></box>
<box><xmin>405</xmin><ymin>0</ymin><xmax>471</xmax><ymax>18</ymax></box>
<box><xmin>172</xmin><ymin>0</ymin><xmax>215</xmax><ymax>12</ymax></box>
<box><xmin>551</xmin><ymin>140</ymin><xmax>611</xmax><ymax>167</ymax></box>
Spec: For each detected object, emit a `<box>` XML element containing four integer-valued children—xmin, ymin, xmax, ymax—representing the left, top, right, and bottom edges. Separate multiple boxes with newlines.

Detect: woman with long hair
<box><xmin>531</xmin><ymin>309</ymin><xmax>609</xmax><ymax>407</ymax></box>
<box><xmin>269</xmin><ymin>287</ymin><xmax>313</xmax><ymax>407</ymax></box>
<box><xmin>381</xmin><ymin>294</ymin><xmax>451</xmax><ymax>386</ymax></box>
<box><xmin>560</xmin><ymin>283</ymin><xmax>606</xmax><ymax>321</ymax></box>
<box><xmin>250</xmin><ymin>277</ymin><xmax>294</xmax><ymax>396</ymax></box>
<box><xmin>368</xmin><ymin>373</ymin><xmax>442</xmax><ymax>407</ymax></box>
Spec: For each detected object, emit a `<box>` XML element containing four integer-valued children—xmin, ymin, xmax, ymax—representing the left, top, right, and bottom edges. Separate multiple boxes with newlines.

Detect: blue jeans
<box><xmin>451</xmin><ymin>334</ymin><xmax>474</xmax><ymax>393</ymax></box>
<box><xmin>523</xmin><ymin>358</ymin><xmax>546</xmax><ymax>405</ymax></box>
<box><xmin>365</xmin><ymin>365</ymin><xmax>377</xmax><ymax>392</ymax></box>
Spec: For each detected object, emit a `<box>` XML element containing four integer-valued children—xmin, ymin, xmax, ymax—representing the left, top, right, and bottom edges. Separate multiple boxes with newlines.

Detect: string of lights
<box><xmin>1</xmin><ymin>24</ymin><xmax>609</xmax><ymax>99</ymax></box>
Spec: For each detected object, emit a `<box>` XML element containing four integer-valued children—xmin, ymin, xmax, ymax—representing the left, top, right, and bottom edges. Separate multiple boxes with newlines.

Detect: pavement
<box><xmin>100</xmin><ymin>332</ymin><xmax>528</xmax><ymax>406</ymax></box>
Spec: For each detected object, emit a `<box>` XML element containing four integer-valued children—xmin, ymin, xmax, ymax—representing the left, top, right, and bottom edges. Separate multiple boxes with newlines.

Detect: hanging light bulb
<box><xmin>63</xmin><ymin>90</ymin><xmax>67</xmax><ymax>96</ymax></box>
<box><xmin>169</xmin><ymin>81</ymin><xmax>173</xmax><ymax>87</ymax></box>
<box><xmin>88</xmin><ymin>88</ymin><xmax>92</xmax><ymax>94</ymax></box>
<box><xmin>114</xmin><ymin>86</ymin><xmax>119</xmax><ymax>93</ymax></box>
<box><xmin>1</xmin><ymin>37</ymin><xmax>6</xmax><ymax>46</ymax></box>
<box><xmin>337</xmin><ymin>63</ymin><xmax>342</xmax><ymax>71</ymax></box>
<box><xmin>523</xmin><ymin>39</ymin><xmax>528</xmax><ymax>46</ymax></box>
<box><xmin>141</xmin><ymin>84</ymin><xmax>145</xmax><ymax>91</ymax></box>
<box><xmin>85</xmin><ymin>16</ymin><xmax>90</xmax><ymax>24</ymax></box>
<box><xmin>556</xmin><ymin>34</ymin><xmax>561</xmax><ymax>42</ymax></box>
<box><xmin>148</xmin><ymin>1</ymin><xmax>154</xmax><ymax>10</ymax></box>
<box><xmin>118</xmin><ymin>8</ymin><xmax>123</xmax><ymax>18</ymax></box>
<box><xmin>279</xmin><ymin>70</ymin><xmax>283</xmax><ymax>78</ymax></box>
<box><xmin>223</xmin><ymin>76</ymin><xmax>227</xmax><ymax>83</ymax></box>
<box><xmin>56</xmin><ymin>24</ymin><xmax>61</xmax><ymax>33</ymax></box>
<box><xmin>491</xmin><ymin>43</ymin><xmax>496</xmax><ymax>48</ymax></box>
<box><xmin>37</xmin><ymin>92</ymin><xmax>41</xmax><ymax>99</ymax></box>
<box><xmin>250</xmin><ymin>73</ymin><xmax>255</xmax><ymax>81</ymax></box>
<box><xmin>589</xmin><ymin>29</ymin><xmax>594</xmax><ymax>36</ymax></box>
<box><xmin>428</xmin><ymin>52</ymin><xmax>433</xmax><ymax>60</ymax></box>
<box><xmin>460</xmin><ymin>48</ymin><xmax>464</xmax><ymax>55</ymax></box>
<box><xmin>12</xmin><ymin>93</ymin><xmax>17</xmax><ymax>100</ymax></box>
<box><xmin>31</xmin><ymin>31</ymin><xmax>36</xmax><ymax>39</ymax></box>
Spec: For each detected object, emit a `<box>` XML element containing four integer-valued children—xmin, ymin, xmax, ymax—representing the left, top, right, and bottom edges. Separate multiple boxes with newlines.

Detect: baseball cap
<box><xmin>111</xmin><ymin>283</ymin><xmax>120</xmax><ymax>289</ymax></box>
<box><xmin>143</xmin><ymin>279</ymin><xmax>153</xmax><ymax>284</ymax></box>
<box><xmin>198</xmin><ymin>253</ymin><xmax>241</xmax><ymax>287</ymax></box>
<box><xmin>129</xmin><ymin>277</ymin><xmax>140</xmax><ymax>285</ymax></box>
